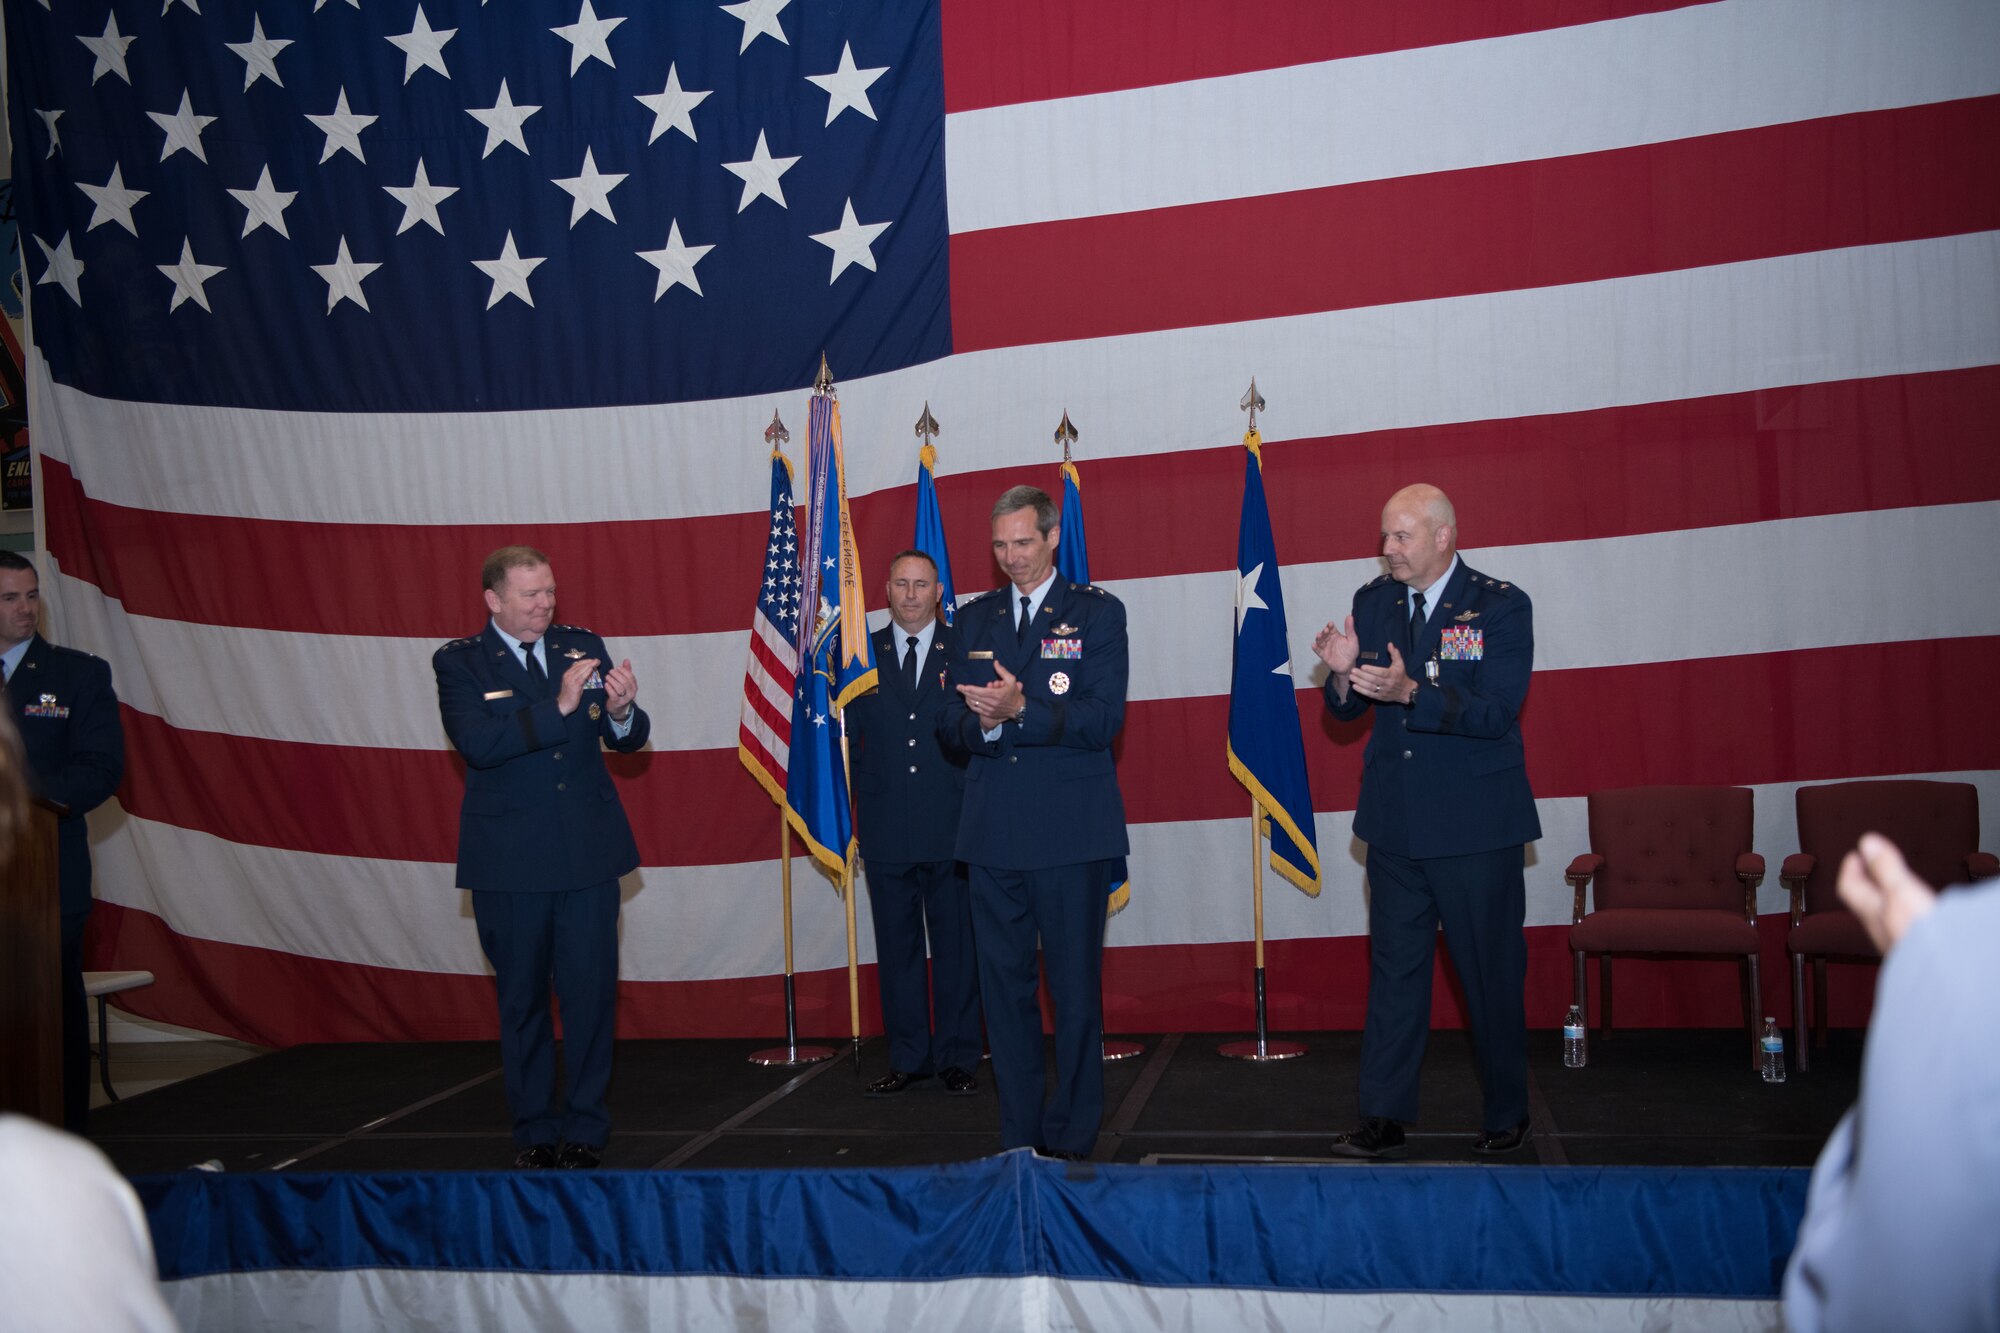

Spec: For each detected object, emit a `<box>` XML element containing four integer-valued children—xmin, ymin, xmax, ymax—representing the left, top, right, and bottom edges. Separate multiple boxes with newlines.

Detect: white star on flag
<box><xmin>637</xmin><ymin>220</ymin><xmax>713</xmax><ymax>299</ymax></box>
<box><xmin>387</xmin><ymin>5</ymin><xmax>456</xmax><ymax>83</ymax></box>
<box><xmin>313</xmin><ymin>0</ymin><xmax>359</xmax><ymax>10</ymax></box>
<box><xmin>551</xmin><ymin>0</ymin><xmax>624</xmax><ymax>74</ymax></box>
<box><xmin>228</xmin><ymin>166</ymin><xmax>297</xmax><ymax>238</ymax></box>
<box><xmin>77</xmin><ymin>164</ymin><xmax>149</xmax><ymax>235</ymax></box>
<box><xmin>552</xmin><ymin>148</ymin><xmax>626</xmax><ymax>227</ymax></box>
<box><xmin>226</xmin><ymin>15</ymin><xmax>293</xmax><ymax>91</ymax></box>
<box><xmin>158</xmin><ymin>238</ymin><xmax>225</xmax><ymax>312</ymax></box>
<box><xmin>35</xmin><ymin>109</ymin><xmax>61</xmax><ymax>158</ymax></box>
<box><xmin>473</xmin><ymin>231</ymin><xmax>545</xmax><ymax>309</ymax></box>
<box><xmin>636</xmin><ymin>64</ymin><xmax>709</xmax><ymax>144</ymax></box>
<box><xmin>721</xmin><ymin>130</ymin><xmax>798</xmax><ymax>212</ymax></box>
<box><xmin>311</xmin><ymin>238</ymin><xmax>382</xmax><ymax>313</ymax></box>
<box><xmin>806</xmin><ymin>42</ymin><xmax>887</xmax><ymax>125</ymax></box>
<box><xmin>149</xmin><ymin>91</ymin><xmax>217</xmax><ymax>163</ymax></box>
<box><xmin>468</xmin><ymin>79</ymin><xmax>539</xmax><ymax>158</ymax></box>
<box><xmin>720</xmin><ymin>0</ymin><xmax>789</xmax><ymax>53</ymax></box>
<box><xmin>307</xmin><ymin>88</ymin><xmax>378</xmax><ymax>164</ymax></box>
<box><xmin>384</xmin><ymin>159</ymin><xmax>458</xmax><ymax>235</ymax></box>
<box><xmin>34</xmin><ymin>233</ymin><xmax>85</xmax><ymax>307</ymax></box>
<box><xmin>809</xmin><ymin>198</ymin><xmax>891</xmax><ymax>282</ymax></box>
<box><xmin>1235</xmin><ymin>562</ymin><xmax>1268</xmax><ymax>633</ymax></box>
<box><xmin>79</xmin><ymin>13</ymin><xmax>136</xmax><ymax>86</ymax></box>
<box><xmin>162</xmin><ymin>0</ymin><xmax>199</xmax><ymax>12</ymax></box>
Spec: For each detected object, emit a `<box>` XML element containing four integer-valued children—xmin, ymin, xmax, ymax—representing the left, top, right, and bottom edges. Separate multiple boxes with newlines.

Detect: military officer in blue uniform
<box><xmin>846</xmin><ymin>549</ymin><xmax>982</xmax><ymax>1098</ymax></box>
<box><xmin>435</xmin><ymin>546</ymin><xmax>650</xmax><ymax>1170</ymax></box>
<box><xmin>1314</xmin><ymin>484</ymin><xmax>1540</xmax><ymax>1159</ymax></box>
<box><xmin>0</xmin><ymin>552</ymin><xmax>125</xmax><ymax>1134</ymax></box>
<box><xmin>941</xmin><ymin>486</ymin><xmax>1129</xmax><ymax>1159</ymax></box>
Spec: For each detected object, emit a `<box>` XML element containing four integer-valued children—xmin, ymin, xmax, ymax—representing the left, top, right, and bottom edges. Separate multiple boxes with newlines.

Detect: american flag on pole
<box><xmin>736</xmin><ymin>446</ymin><xmax>798</xmax><ymax>807</ymax></box>
<box><xmin>10</xmin><ymin>0</ymin><xmax>1997</xmax><ymax>1042</ymax></box>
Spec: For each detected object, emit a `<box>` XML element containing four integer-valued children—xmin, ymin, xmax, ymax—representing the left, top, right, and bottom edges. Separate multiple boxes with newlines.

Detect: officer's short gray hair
<box><xmin>481</xmin><ymin>545</ymin><xmax>551</xmax><ymax>592</ymax></box>
<box><xmin>992</xmin><ymin>485</ymin><xmax>1057</xmax><ymax>536</ymax></box>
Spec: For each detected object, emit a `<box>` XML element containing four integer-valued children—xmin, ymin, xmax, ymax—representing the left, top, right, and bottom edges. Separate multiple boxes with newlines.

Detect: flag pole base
<box><xmin>1101</xmin><ymin>1039</ymin><xmax>1144</xmax><ymax>1062</ymax></box>
<box><xmin>1217</xmin><ymin>1037</ymin><xmax>1307</xmax><ymax>1062</ymax></box>
<box><xmin>748</xmin><ymin>1044</ymin><xmax>835</xmax><ymax>1067</ymax></box>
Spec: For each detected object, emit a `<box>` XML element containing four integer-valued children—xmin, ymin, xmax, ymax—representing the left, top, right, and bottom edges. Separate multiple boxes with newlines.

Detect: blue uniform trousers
<box><xmin>1361</xmin><ymin>845</ymin><xmax>1529</xmax><ymax>1133</ymax></box>
<box><xmin>865</xmin><ymin>859</ymin><xmax>983</xmax><ymax>1074</ymax></box>
<box><xmin>969</xmin><ymin>860</ymin><xmax>1111</xmax><ymax>1154</ymax></box>
<box><xmin>472</xmin><ymin>881</ymin><xmax>620</xmax><ymax>1149</ymax></box>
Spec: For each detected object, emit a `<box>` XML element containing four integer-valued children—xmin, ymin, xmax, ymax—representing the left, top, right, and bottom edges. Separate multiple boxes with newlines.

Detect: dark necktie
<box><xmin>903</xmin><ymin>634</ymin><xmax>919</xmax><ymax>692</ymax></box>
<box><xmin>1017</xmin><ymin>595</ymin><xmax>1033</xmax><ymax>645</ymax></box>
<box><xmin>1405</xmin><ymin>590</ymin><xmax>1426</xmax><ymax>663</ymax></box>
<box><xmin>522</xmin><ymin>641</ymin><xmax>549</xmax><ymax>695</ymax></box>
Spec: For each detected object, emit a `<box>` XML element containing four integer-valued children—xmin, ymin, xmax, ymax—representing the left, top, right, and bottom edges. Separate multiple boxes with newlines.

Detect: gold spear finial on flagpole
<box><xmin>1240</xmin><ymin>377</ymin><xmax>1266</xmax><ymax>434</ymax></box>
<box><xmin>764</xmin><ymin>408</ymin><xmax>790</xmax><ymax>450</ymax></box>
<box><xmin>1054</xmin><ymin>410</ymin><xmax>1078</xmax><ymax>464</ymax></box>
<box><xmin>813</xmin><ymin>351</ymin><xmax>835</xmax><ymax>396</ymax></box>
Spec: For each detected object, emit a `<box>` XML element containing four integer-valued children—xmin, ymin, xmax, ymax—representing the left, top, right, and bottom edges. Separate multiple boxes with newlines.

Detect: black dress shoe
<box><xmin>1329</xmin><ymin>1117</ymin><xmax>1408</xmax><ymax>1160</ymax></box>
<box><xmin>938</xmin><ymin>1066</ymin><xmax>978</xmax><ymax>1096</ymax></box>
<box><xmin>555</xmin><ymin>1142</ymin><xmax>603</xmax><ymax>1170</ymax></box>
<box><xmin>513</xmin><ymin>1143</ymin><xmax>558</xmax><ymax>1170</ymax></box>
<box><xmin>1471</xmin><ymin>1119</ymin><xmax>1531</xmax><ymax>1156</ymax></box>
<box><xmin>863</xmin><ymin>1069</ymin><xmax>934</xmax><ymax>1097</ymax></box>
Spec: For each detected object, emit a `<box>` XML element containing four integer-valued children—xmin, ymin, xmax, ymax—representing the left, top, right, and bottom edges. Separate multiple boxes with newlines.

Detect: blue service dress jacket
<box><xmin>846</xmin><ymin>622</ymin><xmax>966</xmax><ymax>863</ymax></box>
<box><xmin>11</xmin><ymin>635</ymin><xmax>125</xmax><ymax>916</ymax></box>
<box><xmin>940</xmin><ymin>573</ymin><xmax>1130</xmax><ymax>871</ymax></box>
<box><xmin>1323</xmin><ymin>562</ymin><xmax>1541</xmax><ymax>859</ymax></box>
<box><xmin>435</xmin><ymin>622</ymin><xmax>651</xmax><ymax>893</ymax></box>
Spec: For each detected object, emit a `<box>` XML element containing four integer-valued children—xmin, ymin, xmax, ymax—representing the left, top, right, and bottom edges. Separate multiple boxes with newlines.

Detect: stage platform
<box><xmin>88</xmin><ymin>1027</ymin><xmax>1862</xmax><ymax>1174</ymax></box>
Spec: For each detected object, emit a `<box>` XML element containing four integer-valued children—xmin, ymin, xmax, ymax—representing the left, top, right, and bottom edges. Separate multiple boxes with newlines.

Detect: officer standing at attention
<box><xmin>435</xmin><ymin>546</ymin><xmax>650</xmax><ymax>1170</ymax></box>
<box><xmin>846</xmin><ymin>550</ymin><xmax>981</xmax><ymax>1098</ymax></box>
<box><xmin>0</xmin><ymin>551</ymin><xmax>125</xmax><ymax>1135</ymax></box>
<box><xmin>1314</xmin><ymin>484</ymin><xmax>1540</xmax><ymax>1159</ymax></box>
<box><xmin>941</xmin><ymin>486</ymin><xmax>1129</xmax><ymax>1159</ymax></box>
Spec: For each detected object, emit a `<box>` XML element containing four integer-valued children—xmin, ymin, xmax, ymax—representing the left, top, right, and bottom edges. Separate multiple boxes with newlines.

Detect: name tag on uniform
<box><xmin>484</xmin><ymin>689</ymin><xmax>514</xmax><ymax>700</ymax></box>
<box><xmin>1358</xmin><ymin>650</ymin><xmax>1380</xmax><ymax>662</ymax></box>
<box><xmin>1041</xmin><ymin>637</ymin><xmax>1082</xmax><ymax>659</ymax></box>
<box><xmin>1439</xmin><ymin>627</ymin><xmax>1484</xmax><ymax>660</ymax></box>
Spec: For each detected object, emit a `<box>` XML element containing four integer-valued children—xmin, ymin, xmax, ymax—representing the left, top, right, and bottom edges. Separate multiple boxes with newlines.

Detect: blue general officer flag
<box><xmin>1227</xmin><ymin>431</ymin><xmax>1321</xmax><ymax>896</ymax></box>
<box><xmin>1056</xmin><ymin>459</ymin><xmax>1091</xmax><ymax>586</ymax></box>
<box><xmin>1053</xmin><ymin>453</ymin><xmax>1129</xmax><ymax>913</ymax></box>
<box><xmin>785</xmin><ymin>390</ymin><xmax>876</xmax><ymax>877</ymax></box>
<box><xmin>913</xmin><ymin>441</ymin><xmax>957</xmax><ymax>626</ymax></box>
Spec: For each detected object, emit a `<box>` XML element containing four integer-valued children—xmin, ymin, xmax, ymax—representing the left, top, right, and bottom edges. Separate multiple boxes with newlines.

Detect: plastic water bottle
<box><xmin>1563</xmin><ymin>1005</ymin><xmax>1587</xmax><ymax>1068</ymax></box>
<box><xmin>1760</xmin><ymin>1018</ymin><xmax>1786</xmax><ymax>1083</ymax></box>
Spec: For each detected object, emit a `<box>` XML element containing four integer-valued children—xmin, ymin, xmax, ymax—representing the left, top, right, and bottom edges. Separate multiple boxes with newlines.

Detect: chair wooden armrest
<box><xmin>1565</xmin><ymin>853</ymin><xmax>1603</xmax><ymax>924</ymax></box>
<box><xmin>1781</xmin><ymin>852</ymin><xmax>1815</xmax><ymax>926</ymax></box>
<box><xmin>1967</xmin><ymin>851</ymin><xmax>1999</xmax><ymax>883</ymax></box>
<box><xmin>1735</xmin><ymin>853</ymin><xmax>1765</xmax><ymax>920</ymax></box>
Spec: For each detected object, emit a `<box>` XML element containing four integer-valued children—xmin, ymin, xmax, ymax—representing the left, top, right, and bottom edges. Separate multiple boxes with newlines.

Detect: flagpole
<box><xmin>839</xmin><ymin>724</ymin><xmax>862</xmax><ymax>1070</ymax></box>
<box><xmin>1222</xmin><ymin>379</ymin><xmax>1307</xmax><ymax>1062</ymax></box>
<box><xmin>750</xmin><ymin>810</ymin><xmax>834</xmax><ymax>1065</ymax></box>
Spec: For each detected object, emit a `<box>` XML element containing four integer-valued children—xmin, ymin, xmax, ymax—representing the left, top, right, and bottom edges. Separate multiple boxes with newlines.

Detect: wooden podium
<box><xmin>0</xmin><ymin>800</ymin><xmax>66</xmax><ymax>1126</ymax></box>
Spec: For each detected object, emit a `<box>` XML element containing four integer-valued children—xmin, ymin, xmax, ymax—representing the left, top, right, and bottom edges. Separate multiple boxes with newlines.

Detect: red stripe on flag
<box><xmin>939</xmin><ymin>0</ymin><xmax>1716</xmax><ymax>113</ymax></box>
<box><xmin>88</xmin><ymin>900</ymin><xmax>1858</xmax><ymax>1046</ymax></box>
<box><xmin>115</xmin><ymin>638</ymin><xmax>2000</xmax><ymax>868</ymax></box>
<box><xmin>42</xmin><ymin>367</ymin><xmax>2000</xmax><ymax>637</ymax></box>
<box><xmin>952</xmin><ymin>98</ymin><xmax>2000</xmax><ymax>351</ymax></box>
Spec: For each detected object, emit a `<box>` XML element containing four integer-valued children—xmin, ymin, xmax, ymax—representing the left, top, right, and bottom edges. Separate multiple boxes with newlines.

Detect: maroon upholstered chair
<box><xmin>1783</xmin><ymin>780</ymin><xmax>1996</xmax><ymax>1071</ymax></box>
<box><xmin>1567</xmin><ymin>786</ymin><xmax>1767</xmax><ymax>1070</ymax></box>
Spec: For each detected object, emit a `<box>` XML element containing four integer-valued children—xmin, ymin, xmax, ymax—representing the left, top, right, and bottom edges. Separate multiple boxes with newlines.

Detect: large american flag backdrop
<box><xmin>8</xmin><ymin>0</ymin><xmax>1997</xmax><ymax>1044</ymax></box>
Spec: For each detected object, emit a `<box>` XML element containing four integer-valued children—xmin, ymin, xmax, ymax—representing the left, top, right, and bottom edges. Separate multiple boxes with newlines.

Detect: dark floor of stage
<box><xmin>87</xmin><ymin>1029</ymin><xmax>1863</xmax><ymax>1175</ymax></box>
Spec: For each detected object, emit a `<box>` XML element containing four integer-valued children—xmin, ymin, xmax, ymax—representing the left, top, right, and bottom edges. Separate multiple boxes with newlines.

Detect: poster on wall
<box><xmin>0</xmin><ymin>179</ymin><xmax>29</xmax><ymax>512</ymax></box>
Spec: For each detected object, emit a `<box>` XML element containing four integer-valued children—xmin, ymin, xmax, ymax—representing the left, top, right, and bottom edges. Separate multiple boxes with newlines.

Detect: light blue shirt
<box><xmin>893</xmin><ymin>617</ymin><xmax>937</xmax><ymax>673</ymax></box>
<box><xmin>1405</xmin><ymin>553</ymin><xmax>1460</xmax><ymax>626</ymax></box>
<box><xmin>983</xmin><ymin>571</ymin><xmax>1058</xmax><ymax>740</ymax></box>
<box><xmin>490</xmin><ymin>621</ymin><xmax>634</xmax><ymax>740</ymax></box>
<box><xmin>0</xmin><ymin>637</ymin><xmax>30</xmax><ymax>684</ymax></box>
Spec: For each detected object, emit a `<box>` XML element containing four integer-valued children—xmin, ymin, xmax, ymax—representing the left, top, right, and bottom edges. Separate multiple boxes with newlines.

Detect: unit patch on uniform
<box><xmin>1041</xmin><ymin>637</ymin><xmax>1082</xmax><ymax>660</ymax></box>
<box><xmin>1439</xmin><ymin>626</ymin><xmax>1484</xmax><ymax>660</ymax></box>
